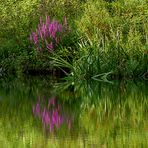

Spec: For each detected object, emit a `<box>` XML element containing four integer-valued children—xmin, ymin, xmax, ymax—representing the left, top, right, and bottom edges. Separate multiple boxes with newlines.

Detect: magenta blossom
<box><xmin>46</xmin><ymin>42</ymin><xmax>53</xmax><ymax>51</ymax></box>
<box><xmin>30</xmin><ymin>32</ymin><xmax>38</xmax><ymax>44</ymax></box>
<box><xmin>29</xmin><ymin>15</ymin><xmax>69</xmax><ymax>52</ymax></box>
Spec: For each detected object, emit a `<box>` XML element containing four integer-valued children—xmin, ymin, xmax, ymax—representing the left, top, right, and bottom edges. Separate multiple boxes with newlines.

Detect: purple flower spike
<box><xmin>33</xmin><ymin>102</ymin><xmax>41</xmax><ymax>117</ymax></box>
<box><xmin>29</xmin><ymin>15</ymin><xmax>69</xmax><ymax>51</ymax></box>
<box><xmin>46</xmin><ymin>42</ymin><xmax>53</xmax><ymax>51</ymax></box>
<box><xmin>42</xmin><ymin>108</ymin><xmax>51</xmax><ymax>127</ymax></box>
<box><xmin>38</xmin><ymin>27</ymin><xmax>43</xmax><ymax>40</ymax></box>
<box><xmin>32</xmin><ymin>32</ymin><xmax>38</xmax><ymax>44</ymax></box>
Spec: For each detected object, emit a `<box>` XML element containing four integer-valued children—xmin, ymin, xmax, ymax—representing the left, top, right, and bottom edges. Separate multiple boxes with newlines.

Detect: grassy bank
<box><xmin>0</xmin><ymin>0</ymin><xmax>148</xmax><ymax>80</ymax></box>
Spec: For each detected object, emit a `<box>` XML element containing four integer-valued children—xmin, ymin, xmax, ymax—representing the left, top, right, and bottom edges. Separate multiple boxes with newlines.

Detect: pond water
<box><xmin>0</xmin><ymin>76</ymin><xmax>148</xmax><ymax>148</ymax></box>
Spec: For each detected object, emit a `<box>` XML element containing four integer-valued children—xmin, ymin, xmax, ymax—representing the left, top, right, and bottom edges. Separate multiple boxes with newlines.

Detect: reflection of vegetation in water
<box><xmin>81</xmin><ymin>84</ymin><xmax>148</xmax><ymax>147</ymax></box>
<box><xmin>33</xmin><ymin>97</ymin><xmax>73</xmax><ymax>132</ymax></box>
<box><xmin>56</xmin><ymin>80</ymin><xmax>148</xmax><ymax>147</ymax></box>
<box><xmin>0</xmin><ymin>77</ymin><xmax>148</xmax><ymax>147</ymax></box>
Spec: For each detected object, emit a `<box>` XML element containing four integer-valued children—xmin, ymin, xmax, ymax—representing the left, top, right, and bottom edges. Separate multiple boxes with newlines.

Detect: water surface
<box><xmin>0</xmin><ymin>77</ymin><xmax>148</xmax><ymax>147</ymax></box>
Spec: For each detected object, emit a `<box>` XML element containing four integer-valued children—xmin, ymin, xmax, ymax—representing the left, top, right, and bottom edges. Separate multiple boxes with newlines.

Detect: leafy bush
<box><xmin>76</xmin><ymin>0</ymin><xmax>148</xmax><ymax>48</ymax></box>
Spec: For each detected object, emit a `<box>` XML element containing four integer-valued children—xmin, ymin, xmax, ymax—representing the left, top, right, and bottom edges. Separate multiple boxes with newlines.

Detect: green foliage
<box><xmin>0</xmin><ymin>0</ymin><xmax>147</xmax><ymax>79</ymax></box>
<box><xmin>73</xmin><ymin>0</ymin><xmax>148</xmax><ymax>79</ymax></box>
<box><xmin>0</xmin><ymin>0</ymin><xmax>40</xmax><ymax>41</ymax></box>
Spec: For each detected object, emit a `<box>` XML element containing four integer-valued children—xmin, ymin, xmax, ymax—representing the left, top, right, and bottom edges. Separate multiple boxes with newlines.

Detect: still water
<box><xmin>0</xmin><ymin>76</ymin><xmax>147</xmax><ymax>148</ymax></box>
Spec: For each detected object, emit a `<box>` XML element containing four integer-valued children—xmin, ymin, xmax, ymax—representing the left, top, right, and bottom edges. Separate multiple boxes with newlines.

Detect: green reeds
<box><xmin>72</xmin><ymin>0</ymin><xmax>148</xmax><ymax>80</ymax></box>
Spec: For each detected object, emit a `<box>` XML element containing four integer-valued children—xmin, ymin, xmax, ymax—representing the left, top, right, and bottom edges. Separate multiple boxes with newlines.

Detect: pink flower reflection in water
<box><xmin>33</xmin><ymin>97</ymin><xmax>72</xmax><ymax>132</ymax></box>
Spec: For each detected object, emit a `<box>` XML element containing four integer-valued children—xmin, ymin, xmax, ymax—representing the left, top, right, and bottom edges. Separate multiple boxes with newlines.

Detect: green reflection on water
<box><xmin>0</xmin><ymin>77</ymin><xmax>148</xmax><ymax>148</ymax></box>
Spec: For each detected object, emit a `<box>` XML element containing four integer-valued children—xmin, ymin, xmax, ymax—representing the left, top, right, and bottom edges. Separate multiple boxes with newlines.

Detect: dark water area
<box><xmin>0</xmin><ymin>76</ymin><xmax>148</xmax><ymax>148</ymax></box>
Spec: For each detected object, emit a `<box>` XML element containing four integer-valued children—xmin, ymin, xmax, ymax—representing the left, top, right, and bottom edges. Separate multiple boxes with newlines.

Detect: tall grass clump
<box><xmin>73</xmin><ymin>0</ymin><xmax>148</xmax><ymax>79</ymax></box>
<box><xmin>48</xmin><ymin>0</ymin><xmax>148</xmax><ymax>81</ymax></box>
